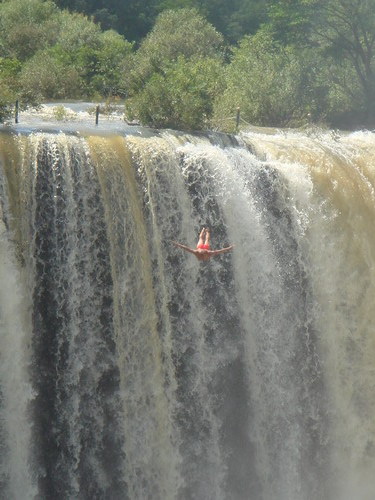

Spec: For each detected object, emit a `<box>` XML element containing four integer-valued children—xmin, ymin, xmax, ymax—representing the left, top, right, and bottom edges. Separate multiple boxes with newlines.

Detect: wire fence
<box><xmin>212</xmin><ymin>109</ymin><xmax>251</xmax><ymax>132</ymax></box>
<box><xmin>12</xmin><ymin>101</ymin><xmax>252</xmax><ymax>131</ymax></box>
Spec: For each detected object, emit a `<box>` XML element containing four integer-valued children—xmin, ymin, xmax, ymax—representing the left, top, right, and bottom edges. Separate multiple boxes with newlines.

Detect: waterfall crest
<box><xmin>0</xmin><ymin>128</ymin><xmax>374</xmax><ymax>499</ymax></box>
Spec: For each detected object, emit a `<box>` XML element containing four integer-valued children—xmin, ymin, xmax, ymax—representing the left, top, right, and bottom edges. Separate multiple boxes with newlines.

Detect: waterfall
<box><xmin>0</xmin><ymin>127</ymin><xmax>374</xmax><ymax>500</ymax></box>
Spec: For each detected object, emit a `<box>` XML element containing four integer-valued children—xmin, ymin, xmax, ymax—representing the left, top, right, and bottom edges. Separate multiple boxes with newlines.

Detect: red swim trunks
<box><xmin>197</xmin><ymin>244</ymin><xmax>211</xmax><ymax>250</ymax></box>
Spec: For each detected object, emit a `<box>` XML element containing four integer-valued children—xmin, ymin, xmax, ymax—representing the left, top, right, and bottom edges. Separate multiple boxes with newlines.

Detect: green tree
<box><xmin>126</xmin><ymin>8</ymin><xmax>223</xmax><ymax>91</ymax></box>
<box><xmin>18</xmin><ymin>50</ymin><xmax>82</xmax><ymax>100</ymax></box>
<box><xmin>53</xmin><ymin>0</ymin><xmax>161</xmax><ymax>42</ymax></box>
<box><xmin>267</xmin><ymin>0</ymin><xmax>321</xmax><ymax>45</ymax></box>
<box><xmin>0</xmin><ymin>59</ymin><xmax>17</xmax><ymax>122</ymax></box>
<box><xmin>88</xmin><ymin>30</ymin><xmax>133</xmax><ymax>96</ymax></box>
<box><xmin>316</xmin><ymin>0</ymin><xmax>375</xmax><ymax>125</ymax></box>
<box><xmin>200</xmin><ymin>0</ymin><xmax>267</xmax><ymax>43</ymax></box>
<box><xmin>48</xmin><ymin>13</ymin><xmax>133</xmax><ymax>97</ymax></box>
<box><xmin>157</xmin><ymin>0</ymin><xmax>199</xmax><ymax>9</ymax></box>
<box><xmin>0</xmin><ymin>83</ymin><xmax>15</xmax><ymax>122</ymax></box>
<box><xmin>137</xmin><ymin>9</ymin><xmax>223</xmax><ymax>62</ymax></box>
<box><xmin>0</xmin><ymin>56</ymin><xmax>41</xmax><ymax>121</ymax></box>
<box><xmin>124</xmin><ymin>9</ymin><xmax>224</xmax><ymax>129</ymax></box>
<box><xmin>54</xmin><ymin>0</ymin><xmax>268</xmax><ymax>43</ymax></box>
<box><xmin>0</xmin><ymin>0</ymin><xmax>133</xmax><ymax>101</ymax></box>
<box><xmin>222</xmin><ymin>0</ymin><xmax>268</xmax><ymax>42</ymax></box>
<box><xmin>127</xmin><ymin>56</ymin><xmax>224</xmax><ymax>130</ymax></box>
<box><xmin>0</xmin><ymin>0</ymin><xmax>60</xmax><ymax>61</ymax></box>
<box><xmin>268</xmin><ymin>0</ymin><xmax>375</xmax><ymax>127</ymax></box>
<box><xmin>55</xmin><ymin>10</ymin><xmax>104</xmax><ymax>51</ymax></box>
<box><xmin>213</xmin><ymin>32</ymin><xmax>329</xmax><ymax>129</ymax></box>
<box><xmin>18</xmin><ymin>26</ymin><xmax>132</xmax><ymax>100</ymax></box>
<box><xmin>0</xmin><ymin>57</ymin><xmax>22</xmax><ymax>91</ymax></box>
<box><xmin>0</xmin><ymin>53</ymin><xmax>32</xmax><ymax>122</ymax></box>
<box><xmin>157</xmin><ymin>0</ymin><xmax>267</xmax><ymax>42</ymax></box>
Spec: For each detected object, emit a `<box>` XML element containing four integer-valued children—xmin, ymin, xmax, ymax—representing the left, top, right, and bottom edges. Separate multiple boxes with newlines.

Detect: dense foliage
<box><xmin>125</xmin><ymin>9</ymin><xmax>225</xmax><ymax>128</ymax></box>
<box><xmin>52</xmin><ymin>0</ymin><xmax>267</xmax><ymax>43</ymax></box>
<box><xmin>1</xmin><ymin>0</ymin><xmax>375</xmax><ymax>130</ymax></box>
<box><xmin>213</xmin><ymin>32</ymin><xmax>330</xmax><ymax>129</ymax></box>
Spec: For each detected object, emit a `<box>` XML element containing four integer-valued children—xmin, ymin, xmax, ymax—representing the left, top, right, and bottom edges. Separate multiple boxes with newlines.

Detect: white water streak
<box><xmin>0</xmin><ymin>218</ymin><xmax>35</xmax><ymax>499</ymax></box>
<box><xmin>1</xmin><ymin>128</ymin><xmax>375</xmax><ymax>499</ymax></box>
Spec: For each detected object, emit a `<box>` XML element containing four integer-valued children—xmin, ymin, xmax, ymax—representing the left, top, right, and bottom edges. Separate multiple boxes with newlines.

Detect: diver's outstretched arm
<box><xmin>209</xmin><ymin>245</ymin><xmax>234</xmax><ymax>256</ymax></box>
<box><xmin>172</xmin><ymin>241</ymin><xmax>198</xmax><ymax>255</ymax></box>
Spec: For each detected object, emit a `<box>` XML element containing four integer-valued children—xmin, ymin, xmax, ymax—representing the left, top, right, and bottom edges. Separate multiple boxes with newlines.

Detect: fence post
<box><xmin>95</xmin><ymin>105</ymin><xmax>100</xmax><ymax>125</ymax></box>
<box><xmin>235</xmin><ymin>107</ymin><xmax>240</xmax><ymax>132</ymax></box>
<box><xmin>15</xmin><ymin>100</ymin><xmax>19</xmax><ymax>124</ymax></box>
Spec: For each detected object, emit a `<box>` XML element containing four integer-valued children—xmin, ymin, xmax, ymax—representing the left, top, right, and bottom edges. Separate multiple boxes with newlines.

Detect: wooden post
<box><xmin>235</xmin><ymin>107</ymin><xmax>240</xmax><ymax>131</ymax></box>
<box><xmin>95</xmin><ymin>105</ymin><xmax>100</xmax><ymax>125</ymax></box>
<box><xmin>15</xmin><ymin>100</ymin><xmax>19</xmax><ymax>124</ymax></box>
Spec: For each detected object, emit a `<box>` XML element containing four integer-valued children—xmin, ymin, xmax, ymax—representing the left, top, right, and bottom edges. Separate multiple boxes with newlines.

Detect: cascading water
<box><xmin>0</xmin><ymin>126</ymin><xmax>374</xmax><ymax>500</ymax></box>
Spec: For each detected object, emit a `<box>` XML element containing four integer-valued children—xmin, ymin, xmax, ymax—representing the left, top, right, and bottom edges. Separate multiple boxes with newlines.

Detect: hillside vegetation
<box><xmin>1</xmin><ymin>0</ymin><xmax>375</xmax><ymax>131</ymax></box>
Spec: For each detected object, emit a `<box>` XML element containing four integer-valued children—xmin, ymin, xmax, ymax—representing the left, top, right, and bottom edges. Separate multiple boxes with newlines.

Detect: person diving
<box><xmin>172</xmin><ymin>228</ymin><xmax>234</xmax><ymax>262</ymax></box>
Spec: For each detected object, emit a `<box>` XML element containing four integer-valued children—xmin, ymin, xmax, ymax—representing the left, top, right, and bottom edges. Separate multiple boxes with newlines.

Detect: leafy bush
<box><xmin>18</xmin><ymin>51</ymin><xmax>82</xmax><ymax>100</ymax></box>
<box><xmin>0</xmin><ymin>0</ymin><xmax>60</xmax><ymax>61</ymax></box>
<box><xmin>125</xmin><ymin>9</ymin><xmax>224</xmax><ymax>129</ymax></box>
<box><xmin>0</xmin><ymin>82</ymin><xmax>16</xmax><ymax>122</ymax></box>
<box><xmin>324</xmin><ymin>60</ymin><xmax>366</xmax><ymax>129</ymax></box>
<box><xmin>213</xmin><ymin>32</ymin><xmax>330</xmax><ymax>129</ymax></box>
<box><xmin>0</xmin><ymin>0</ymin><xmax>133</xmax><ymax>101</ymax></box>
<box><xmin>126</xmin><ymin>9</ymin><xmax>223</xmax><ymax>92</ymax></box>
<box><xmin>84</xmin><ymin>30</ymin><xmax>133</xmax><ymax>96</ymax></box>
<box><xmin>0</xmin><ymin>57</ymin><xmax>22</xmax><ymax>122</ymax></box>
<box><xmin>127</xmin><ymin>56</ymin><xmax>224</xmax><ymax>130</ymax></box>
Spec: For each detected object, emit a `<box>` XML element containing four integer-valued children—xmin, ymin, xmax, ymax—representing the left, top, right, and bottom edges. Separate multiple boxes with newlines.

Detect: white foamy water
<box><xmin>0</xmin><ymin>127</ymin><xmax>374</xmax><ymax>499</ymax></box>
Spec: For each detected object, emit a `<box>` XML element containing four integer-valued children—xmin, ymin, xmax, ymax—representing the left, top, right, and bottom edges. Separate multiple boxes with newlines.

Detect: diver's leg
<box><xmin>197</xmin><ymin>228</ymin><xmax>206</xmax><ymax>248</ymax></box>
<box><xmin>205</xmin><ymin>228</ymin><xmax>210</xmax><ymax>247</ymax></box>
